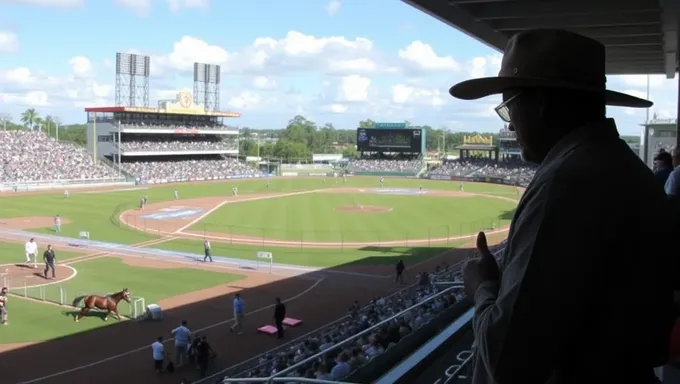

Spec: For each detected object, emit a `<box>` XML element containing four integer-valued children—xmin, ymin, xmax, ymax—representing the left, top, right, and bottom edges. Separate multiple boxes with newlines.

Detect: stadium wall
<box><xmin>0</xmin><ymin>177</ymin><xmax>132</xmax><ymax>192</ymax></box>
<box><xmin>134</xmin><ymin>173</ymin><xmax>270</xmax><ymax>185</ymax></box>
<box><xmin>353</xmin><ymin>170</ymin><xmax>419</xmax><ymax>177</ymax></box>
<box><xmin>428</xmin><ymin>173</ymin><xmax>523</xmax><ymax>186</ymax></box>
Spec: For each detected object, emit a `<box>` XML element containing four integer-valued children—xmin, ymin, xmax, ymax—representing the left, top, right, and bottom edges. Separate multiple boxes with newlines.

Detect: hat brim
<box><xmin>449</xmin><ymin>76</ymin><xmax>652</xmax><ymax>108</ymax></box>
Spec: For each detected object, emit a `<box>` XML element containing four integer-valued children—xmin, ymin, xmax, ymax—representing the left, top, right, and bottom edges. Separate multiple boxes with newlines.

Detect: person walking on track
<box><xmin>230</xmin><ymin>293</ymin><xmax>245</xmax><ymax>334</ymax></box>
<box><xmin>203</xmin><ymin>240</ymin><xmax>213</xmax><ymax>262</ymax></box>
<box><xmin>151</xmin><ymin>336</ymin><xmax>165</xmax><ymax>374</ymax></box>
<box><xmin>170</xmin><ymin>320</ymin><xmax>191</xmax><ymax>367</ymax></box>
<box><xmin>24</xmin><ymin>238</ymin><xmax>38</xmax><ymax>268</ymax></box>
<box><xmin>43</xmin><ymin>245</ymin><xmax>56</xmax><ymax>279</ymax></box>
<box><xmin>395</xmin><ymin>260</ymin><xmax>405</xmax><ymax>284</ymax></box>
<box><xmin>0</xmin><ymin>287</ymin><xmax>8</xmax><ymax>325</ymax></box>
<box><xmin>274</xmin><ymin>297</ymin><xmax>286</xmax><ymax>339</ymax></box>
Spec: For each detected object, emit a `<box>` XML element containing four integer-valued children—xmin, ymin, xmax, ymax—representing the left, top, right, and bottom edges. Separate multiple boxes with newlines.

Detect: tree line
<box><xmin>1</xmin><ymin>109</ymin><xmax>639</xmax><ymax>160</ymax></box>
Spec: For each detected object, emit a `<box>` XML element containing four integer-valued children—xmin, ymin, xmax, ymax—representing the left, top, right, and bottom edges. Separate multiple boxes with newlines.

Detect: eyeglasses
<box><xmin>494</xmin><ymin>92</ymin><xmax>521</xmax><ymax>123</ymax></box>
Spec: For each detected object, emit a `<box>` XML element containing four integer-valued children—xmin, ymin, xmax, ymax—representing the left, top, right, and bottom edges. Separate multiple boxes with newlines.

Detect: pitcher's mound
<box><xmin>335</xmin><ymin>205</ymin><xmax>392</xmax><ymax>213</ymax></box>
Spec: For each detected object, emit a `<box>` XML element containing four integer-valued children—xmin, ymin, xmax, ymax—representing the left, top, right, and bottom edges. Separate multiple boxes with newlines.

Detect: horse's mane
<box><xmin>108</xmin><ymin>290</ymin><xmax>125</xmax><ymax>297</ymax></box>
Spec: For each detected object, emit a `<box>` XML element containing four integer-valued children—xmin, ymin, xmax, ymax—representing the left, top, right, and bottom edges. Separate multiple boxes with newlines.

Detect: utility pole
<box><xmin>53</xmin><ymin>117</ymin><xmax>61</xmax><ymax>141</ymax></box>
<box><xmin>0</xmin><ymin>113</ymin><xmax>10</xmax><ymax>131</ymax></box>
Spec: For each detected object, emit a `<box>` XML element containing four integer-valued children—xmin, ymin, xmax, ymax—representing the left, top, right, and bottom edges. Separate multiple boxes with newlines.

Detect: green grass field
<box><xmin>15</xmin><ymin>257</ymin><xmax>244</xmax><ymax>306</ymax></box>
<box><xmin>194</xmin><ymin>193</ymin><xmax>516</xmax><ymax>242</ymax></box>
<box><xmin>0</xmin><ymin>241</ymin><xmax>84</xmax><ymax>265</ymax></box>
<box><xmin>0</xmin><ymin>177</ymin><xmax>519</xmax><ymax>344</ymax></box>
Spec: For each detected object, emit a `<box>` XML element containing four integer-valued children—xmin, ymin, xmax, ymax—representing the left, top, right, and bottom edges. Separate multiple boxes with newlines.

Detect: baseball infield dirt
<box><xmin>0</xmin><ymin>216</ymin><xmax>71</xmax><ymax>230</ymax></box>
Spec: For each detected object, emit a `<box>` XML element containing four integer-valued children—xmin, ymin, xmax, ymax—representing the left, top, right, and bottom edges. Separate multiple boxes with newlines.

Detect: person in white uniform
<box><xmin>24</xmin><ymin>238</ymin><xmax>38</xmax><ymax>268</ymax></box>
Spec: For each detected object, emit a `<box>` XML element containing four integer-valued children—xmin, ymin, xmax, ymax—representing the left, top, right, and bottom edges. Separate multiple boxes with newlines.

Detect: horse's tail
<box><xmin>72</xmin><ymin>295</ymin><xmax>86</xmax><ymax>307</ymax></box>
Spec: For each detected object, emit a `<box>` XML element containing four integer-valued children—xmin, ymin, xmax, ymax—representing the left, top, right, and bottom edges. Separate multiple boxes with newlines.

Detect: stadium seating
<box><xmin>121</xmin><ymin>158</ymin><xmax>259</xmax><ymax>182</ymax></box>
<box><xmin>0</xmin><ymin>130</ymin><xmax>119</xmax><ymax>183</ymax></box>
<box><xmin>214</xmin><ymin>243</ymin><xmax>510</xmax><ymax>382</ymax></box>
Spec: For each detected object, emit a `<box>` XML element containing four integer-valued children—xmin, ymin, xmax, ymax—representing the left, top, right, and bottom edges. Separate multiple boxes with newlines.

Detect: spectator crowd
<box><xmin>119</xmin><ymin>123</ymin><xmax>235</xmax><ymax>131</ymax></box>
<box><xmin>119</xmin><ymin>137</ymin><xmax>238</xmax><ymax>152</ymax></box>
<box><xmin>348</xmin><ymin>157</ymin><xmax>424</xmax><ymax>173</ymax></box>
<box><xmin>122</xmin><ymin>158</ymin><xmax>258</xmax><ymax>182</ymax></box>
<box><xmin>0</xmin><ymin>131</ymin><xmax>120</xmax><ymax>183</ymax></box>
<box><xmin>429</xmin><ymin>158</ymin><xmax>537</xmax><ymax>185</ymax></box>
<box><xmin>215</xmin><ymin>243</ymin><xmax>504</xmax><ymax>383</ymax></box>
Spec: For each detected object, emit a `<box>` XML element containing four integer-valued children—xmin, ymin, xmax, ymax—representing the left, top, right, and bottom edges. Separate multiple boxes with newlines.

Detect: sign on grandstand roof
<box><xmin>643</xmin><ymin>118</ymin><xmax>677</xmax><ymax>127</ymax></box>
<box><xmin>375</xmin><ymin>122</ymin><xmax>407</xmax><ymax>129</ymax></box>
<box><xmin>499</xmin><ymin>128</ymin><xmax>516</xmax><ymax>139</ymax></box>
<box><xmin>463</xmin><ymin>134</ymin><xmax>493</xmax><ymax>145</ymax></box>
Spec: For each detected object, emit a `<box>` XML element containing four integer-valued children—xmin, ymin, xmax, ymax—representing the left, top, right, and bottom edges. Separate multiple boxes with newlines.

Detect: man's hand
<box><xmin>463</xmin><ymin>232</ymin><xmax>500</xmax><ymax>298</ymax></box>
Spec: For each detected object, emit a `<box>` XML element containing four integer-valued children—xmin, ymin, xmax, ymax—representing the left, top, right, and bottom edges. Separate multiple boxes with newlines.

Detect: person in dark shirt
<box><xmin>273</xmin><ymin>297</ymin><xmax>286</xmax><ymax>339</ymax></box>
<box><xmin>451</xmin><ymin>29</ymin><xmax>674</xmax><ymax>384</ymax></box>
<box><xmin>43</xmin><ymin>245</ymin><xmax>56</xmax><ymax>279</ymax></box>
<box><xmin>196</xmin><ymin>336</ymin><xmax>213</xmax><ymax>378</ymax></box>
<box><xmin>395</xmin><ymin>260</ymin><xmax>405</xmax><ymax>284</ymax></box>
<box><xmin>654</xmin><ymin>151</ymin><xmax>674</xmax><ymax>186</ymax></box>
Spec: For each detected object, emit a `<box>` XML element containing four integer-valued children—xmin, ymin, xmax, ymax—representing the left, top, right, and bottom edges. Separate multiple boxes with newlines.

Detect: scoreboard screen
<box><xmin>356</xmin><ymin>128</ymin><xmax>422</xmax><ymax>152</ymax></box>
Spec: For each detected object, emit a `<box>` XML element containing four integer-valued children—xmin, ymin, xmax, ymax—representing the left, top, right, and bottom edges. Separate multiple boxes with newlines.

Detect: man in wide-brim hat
<box><xmin>459</xmin><ymin>29</ymin><xmax>674</xmax><ymax>384</ymax></box>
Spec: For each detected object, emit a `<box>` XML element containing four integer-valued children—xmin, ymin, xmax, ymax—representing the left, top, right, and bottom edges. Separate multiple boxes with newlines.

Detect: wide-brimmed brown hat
<box><xmin>450</xmin><ymin>29</ymin><xmax>652</xmax><ymax>108</ymax></box>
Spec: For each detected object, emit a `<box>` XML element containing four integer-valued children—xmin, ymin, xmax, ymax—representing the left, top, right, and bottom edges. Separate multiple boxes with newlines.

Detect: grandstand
<box><xmin>84</xmin><ymin>90</ymin><xmax>262</xmax><ymax>184</ymax></box>
<box><xmin>0</xmin><ymin>130</ymin><xmax>124</xmax><ymax>190</ymax></box>
<box><xmin>348</xmin><ymin>123</ymin><xmax>427</xmax><ymax>176</ymax></box>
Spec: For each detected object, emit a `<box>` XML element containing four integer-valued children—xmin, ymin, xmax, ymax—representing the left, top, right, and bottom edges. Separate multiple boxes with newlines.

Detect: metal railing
<box><xmin>0</xmin><ymin>176</ymin><xmax>128</xmax><ymax>191</ymax></box>
<box><xmin>217</xmin><ymin>379</ymin><xmax>358</xmax><ymax>383</ymax></box>
<box><xmin>218</xmin><ymin>284</ymin><xmax>464</xmax><ymax>384</ymax></box>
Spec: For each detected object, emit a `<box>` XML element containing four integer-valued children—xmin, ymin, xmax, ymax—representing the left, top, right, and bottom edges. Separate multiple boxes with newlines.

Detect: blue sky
<box><xmin>0</xmin><ymin>0</ymin><xmax>677</xmax><ymax>136</ymax></box>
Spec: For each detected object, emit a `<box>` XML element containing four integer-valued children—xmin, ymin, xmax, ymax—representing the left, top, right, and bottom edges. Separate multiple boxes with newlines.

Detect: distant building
<box><xmin>640</xmin><ymin>118</ymin><xmax>678</xmax><ymax>167</ymax></box>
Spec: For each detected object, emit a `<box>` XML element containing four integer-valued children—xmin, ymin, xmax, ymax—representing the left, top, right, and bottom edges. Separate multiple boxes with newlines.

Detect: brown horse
<box><xmin>72</xmin><ymin>288</ymin><xmax>131</xmax><ymax>322</ymax></box>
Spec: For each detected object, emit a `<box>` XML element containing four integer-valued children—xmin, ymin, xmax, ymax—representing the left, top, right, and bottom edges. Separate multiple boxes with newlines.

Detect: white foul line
<box><xmin>17</xmin><ymin>275</ymin><xmax>326</xmax><ymax>384</ymax></box>
<box><xmin>172</xmin><ymin>189</ymin><xmax>323</xmax><ymax>234</ymax></box>
<box><xmin>2</xmin><ymin>265</ymin><xmax>78</xmax><ymax>289</ymax></box>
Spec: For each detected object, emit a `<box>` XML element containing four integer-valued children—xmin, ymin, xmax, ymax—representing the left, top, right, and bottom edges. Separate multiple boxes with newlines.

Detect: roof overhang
<box><xmin>403</xmin><ymin>0</ymin><xmax>679</xmax><ymax>78</ymax></box>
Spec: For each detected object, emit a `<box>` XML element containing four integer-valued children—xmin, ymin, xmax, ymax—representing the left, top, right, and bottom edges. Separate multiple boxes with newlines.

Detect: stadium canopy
<box><xmin>402</xmin><ymin>0</ymin><xmax>679</xmax><ymax>78</ymax></box>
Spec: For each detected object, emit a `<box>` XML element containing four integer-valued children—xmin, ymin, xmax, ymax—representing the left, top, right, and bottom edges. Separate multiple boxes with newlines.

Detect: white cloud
<box><xmin>337</xmin><ymin>75</ymin><xmax>370</xmax><ymax>102</ymax></box>
<box><xmin>0</xmin><ymin>31</ymin><xmax>19</xmax><ymax>53</ymax></box>
<box><xmin>0</xmin><ymin>91</ymin><xmax>49</xmax><ymax>106</ymax></box>
<box><xmin>166</xmin><ymin>0</ymin><xmax>209</xmax><ymax>13</ymax></box>
<box><xmin>154</xmin><ymin>36</ymin><xmax>231</xmax><ymax>73</ymax></box>
<box><xmin>115</xmin><ymin>0</ymin><xmax>151</xmax><ymax>16</ymax></box>
<box><xmin>391</xmin><ymin>84</ymin><xmax>446</xmax><ymax>107</ymax></box>
<box><xmin>228</xmin><ymin>91</ymin><xmax>261</xmax><ymax>109</ymax></box>
<box><xmin>153</xmin><ymin>31</ymin><xmax>376</xmax><ymax>76</ymax></box>
<box><xmin>398</xmin><ymin>41</ymin><xmax>461</xmax><ymax>73</ymax></box>
<box><xmin>325</xmin><ymin>0</ymin><xmax>341</xmax><ymax>15</ymax></box>
<box><xmin>0</xmin><ymin>0</ymin><xmax>82</xmax><ymax>6</ymax></box>
<box><xmin>324</xmin><ymin>103</ymin><xmax>348</xmax><ymax>113</ymax></box>
<box><xmin>68</xmin><ymin>56</ymin><xmax>93</xmax><ymax>78</ymax></box>
<box><xmin>252</xmin><ymin>76</ymin><xmax>277</xmax><ymax>90</ymax></box>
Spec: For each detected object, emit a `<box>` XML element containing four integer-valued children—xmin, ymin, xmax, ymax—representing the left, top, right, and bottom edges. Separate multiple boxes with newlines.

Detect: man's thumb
<box><xmin>476</xmin><ymin>232</ymin><xmax>492</xmax><ymax>258</ymax></box>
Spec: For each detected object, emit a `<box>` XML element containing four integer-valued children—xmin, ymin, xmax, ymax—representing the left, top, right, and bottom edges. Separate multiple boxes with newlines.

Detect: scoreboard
<box><xmin>356</xmin><ymin>128</ymin><xmax>423</xmax><ymax>153</ymax></box>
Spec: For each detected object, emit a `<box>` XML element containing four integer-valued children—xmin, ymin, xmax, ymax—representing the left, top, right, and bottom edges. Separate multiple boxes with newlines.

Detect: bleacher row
<box><xmin>207</xmin><ymin>242</ymin><xmax>508</xmax><ymax>384</ymax></box>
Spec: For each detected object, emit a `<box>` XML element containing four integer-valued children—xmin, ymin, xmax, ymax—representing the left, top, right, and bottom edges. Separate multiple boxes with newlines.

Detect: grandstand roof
<box><xmin>402</xmin><ymin>0</ymin><xmax>678</xmax><ymax>77</ymax></box>
<box><xmin>84</xmin><ymin>106</ymin><xmax>241</xmax><ymax>118</ymax></box>
<box><xmin>455</xmin><ymin>144</ymin><xmax>498</xmax><ymax>150</ymax></box>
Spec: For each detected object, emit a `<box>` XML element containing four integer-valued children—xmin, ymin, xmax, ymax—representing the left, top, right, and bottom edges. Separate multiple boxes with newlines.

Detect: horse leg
<box><xmin>103</xmin><ymin>310</ymin><xmax>110</xmax><ymax>322</ymax></box>
<box><xmin>113</xmin><ymin>309</ymin><xmax>122</xmax><ymax>321</ymax></box>
<box><xmin>75</xmin><ymin>307</ymin><xmax>88</xmax><ymax>322</ymax></box>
